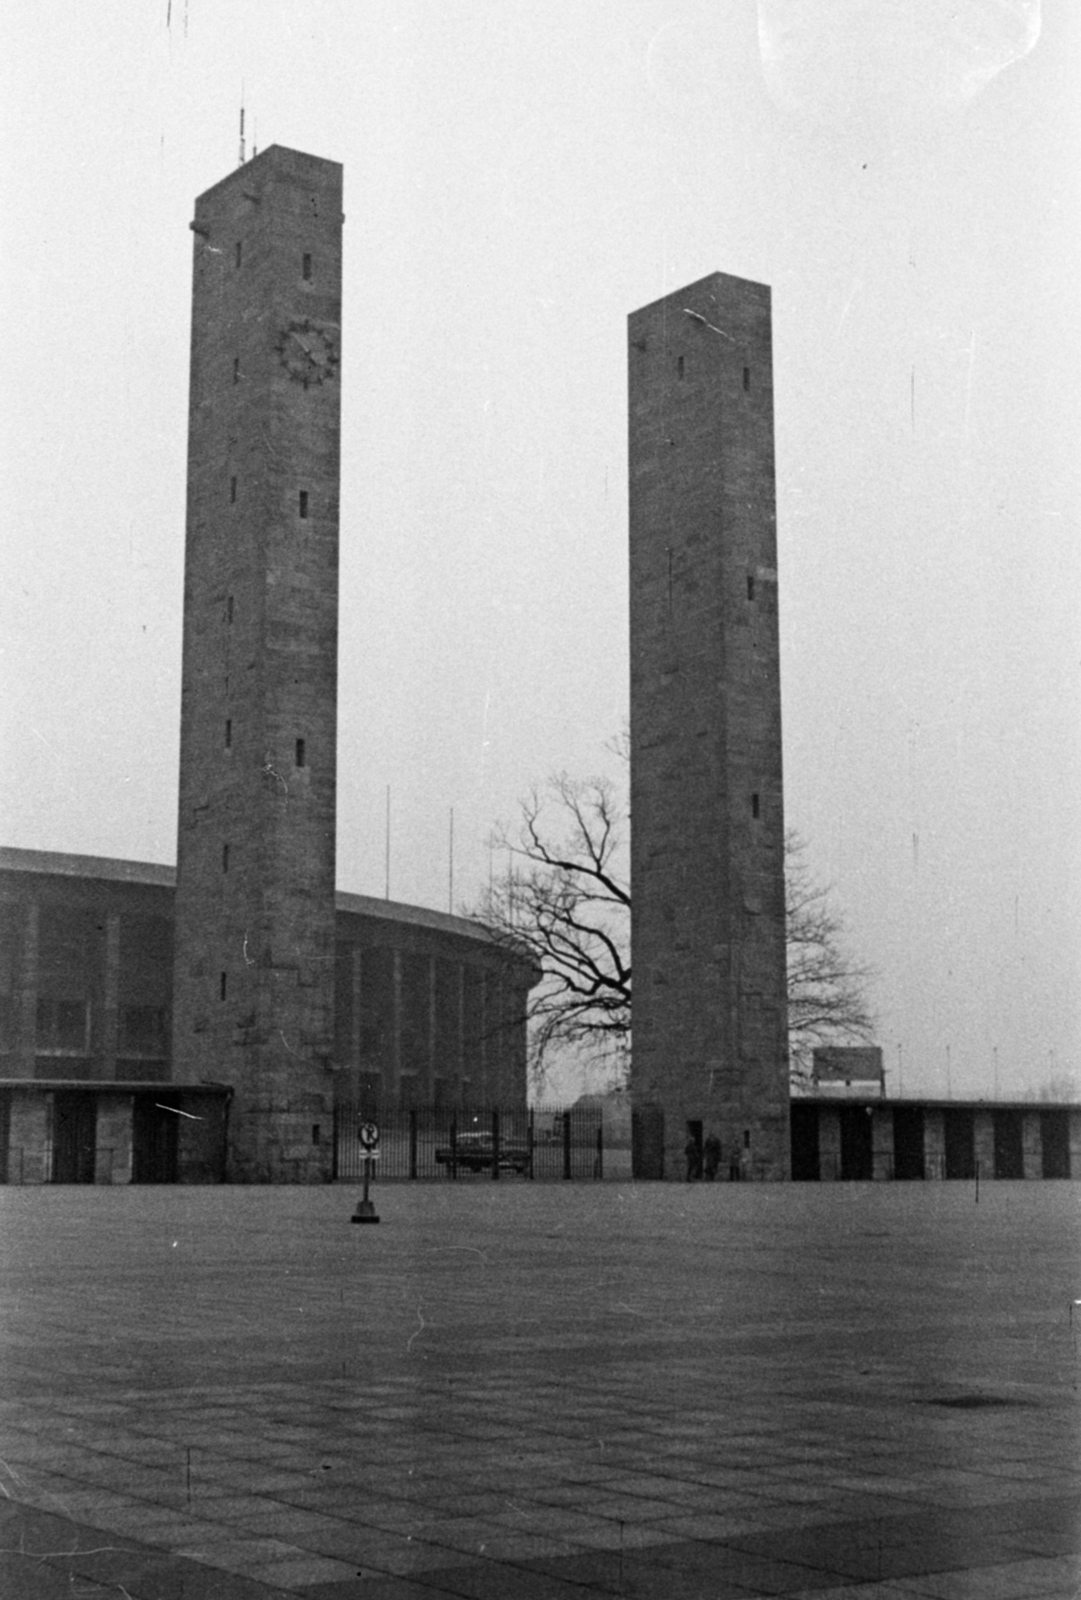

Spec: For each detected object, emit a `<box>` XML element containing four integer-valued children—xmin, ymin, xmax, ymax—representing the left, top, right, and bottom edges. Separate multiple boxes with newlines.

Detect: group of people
<box><xmin>685</xmin><ymin>1131</ymin><xmax>723</xmax><ymax>1181</ymax></box>
<box><xmin>685</xmin><ymin>1131</ymin><xmax>749</xmax><ymax>1181</ymax></box>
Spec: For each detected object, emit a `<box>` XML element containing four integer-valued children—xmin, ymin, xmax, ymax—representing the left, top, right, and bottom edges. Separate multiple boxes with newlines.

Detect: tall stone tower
<box><xmin>628</xmin><ymin>272</ymin><xmax>790</xmax><ymax>1181</ymax></box>
<box><xmin>172</xmin><ymin>147</ymin><xmax>343</xmax><ymax>1181</ymax></box>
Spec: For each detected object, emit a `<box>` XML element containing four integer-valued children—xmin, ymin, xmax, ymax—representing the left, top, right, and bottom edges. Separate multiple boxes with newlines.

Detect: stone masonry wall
<box><xmin>628</xmin><ymin>273</ymin><xmax>790</xmax><ymax>1179</ymax></box>
<box><xmin>173</xmin><ymin>148</ymin><xmax>343</xmax><ymax>1181</ymax></box>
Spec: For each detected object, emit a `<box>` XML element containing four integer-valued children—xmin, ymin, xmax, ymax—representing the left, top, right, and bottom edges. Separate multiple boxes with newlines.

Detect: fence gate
<box><xmin>332</xmin><ymin>1103</ymin><xmax>606</xmax><ymax>1183</ymax></box>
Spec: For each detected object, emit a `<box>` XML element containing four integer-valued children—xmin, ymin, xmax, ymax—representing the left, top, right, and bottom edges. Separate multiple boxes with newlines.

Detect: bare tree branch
<box><xmin>474</xmin><ymin>773</ymin><xmax>631</xmax><ymax>1086</ymax></box>
<box><xmin>473</xmin><ymin>759</ymin><xmax>875</xmax><ymax>1092</ymax></box>
<box><xmin>783</xmin><ymin>828</ymin><xmax>876</xmax><ymax>1085</ymax></box>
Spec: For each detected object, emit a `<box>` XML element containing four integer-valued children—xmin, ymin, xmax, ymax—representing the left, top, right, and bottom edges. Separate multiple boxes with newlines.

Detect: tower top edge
<box><xmin>629</xmin><ymin>271</ymin><xmax>771</xmax><ymax>322</ymax></box>
<box><xmin>195</xmin><ymin>144</ymin><xmax>342</xmax><ymax>208</ymax></box>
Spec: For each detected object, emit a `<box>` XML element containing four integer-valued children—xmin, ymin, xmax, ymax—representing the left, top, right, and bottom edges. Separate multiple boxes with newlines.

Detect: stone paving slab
<box><xmin>0</xmin><ymin>1181</ymin><xmax>1078</xmax><ymax>1598</ymax></box>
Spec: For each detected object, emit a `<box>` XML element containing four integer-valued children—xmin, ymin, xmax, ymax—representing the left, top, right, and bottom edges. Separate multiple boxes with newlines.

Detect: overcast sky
<box><xmin>2</xmin><ymin>1</ymin><xmax>1077</xmax><ymax>1101</ymax></box>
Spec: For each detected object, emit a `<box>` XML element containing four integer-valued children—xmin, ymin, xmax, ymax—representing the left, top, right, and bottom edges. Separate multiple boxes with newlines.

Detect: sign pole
<box><xmin>351</xmin><ymin>1122</ymin><xmax>381</xmax><ymax>1224</ymax></box>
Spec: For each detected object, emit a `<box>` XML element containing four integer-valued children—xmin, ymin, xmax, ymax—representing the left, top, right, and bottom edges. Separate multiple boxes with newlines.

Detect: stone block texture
<box><xmin>924</xmin><ymin>1107</ymin><xmax>946</xmax><ymax>1180</ymax></box>
<box><xmin>871</xmin><ymin>1106</ymin><xmax>894</xmax><ymax>1181</ymax></box>
<box><xmin>629</xmin><ymin>273</ymin><xmax>790</xmax><ymax>1180</ymax></box>
<box><xmin>8</xmin><ymin>1093</ymin><xmax>49</xmax><ymax>1184</ymax></box>
<box><xmin>974</xmin><ymin>1110</ymin><xmax>995</xmax><ymax>1178</ymax></box>
<box><xmin>94</xmin><ymin>1095</ymin><xmax>133</xmax><ymax>1184</ymax></box>
<box><xmin>173</xmin><ymin>147</ymin><xmax>344</xmax><ymax>1181</ymax></box>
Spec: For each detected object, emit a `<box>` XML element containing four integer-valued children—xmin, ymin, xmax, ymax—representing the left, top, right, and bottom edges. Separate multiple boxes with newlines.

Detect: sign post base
<box><xmin>350</xmin><ymin>1153</ymin><xmax>380</xmax><ymax>1224</ymax></box>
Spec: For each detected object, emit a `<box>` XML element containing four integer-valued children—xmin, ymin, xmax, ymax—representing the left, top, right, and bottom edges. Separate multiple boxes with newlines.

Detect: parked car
<box><xmin>434</xmin><ymin>1132</ymin><xmax>530</xmax><ymax>1175</ymax></box>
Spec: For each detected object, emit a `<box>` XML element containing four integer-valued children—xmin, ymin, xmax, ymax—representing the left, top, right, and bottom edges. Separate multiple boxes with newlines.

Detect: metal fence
<box><xmin>332</xmin><ymin>1103</ymin><xmax>609</xmax><ymax>1182</ymax></box>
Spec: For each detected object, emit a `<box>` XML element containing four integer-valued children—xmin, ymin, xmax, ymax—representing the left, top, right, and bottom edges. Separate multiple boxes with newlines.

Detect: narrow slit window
<box><xmin>311</xmin><ymin>1123</ymin><xmax>321</xmax><ymax>1145</ymax></box>
<box><xmin>222</xmin><ymin>843</ymin><xmax>230</xmax><ymax>873</ymax></box>
<box><xmin>302</xmin><ymin>253</ymin><xmax>312</xmax><ymax>281</ymax></box>
<box><xmin>743</xmin><ymin>366</ymin><xmax>750</xmax><ymax>392</ymax></box>
<box><xmin>227</xmin><ymin>595</ymin><xmax>234</xmax><ymax>623</ymax></box>
<box><xmin>230</xmin><ymin>476</ymin><xmax>237</xmax><ymax>503</ymax></box>
<box><xmin>747</xmin><ymin>575</ymin><xmax>755</xmax><ymax>601</ymax></box>
<box><xmin>751</xmin><ymin>793</ymin><xmax>760</xmax><ymax>819</ymax></box>
<box><xmin>235</xmin><ymin>241</ymin><xmax>242</xmax><ymax>268</ymax></box>
<box><xmin>220</xmin><ymin>972</ymin><xmax>227</xmax><ymax>1001</ymax></box>
<box><xmin>295</xmin><ymin>738</ymin><xmax>306</xmax><ymax>768</ymax></box>
<box><xmin>298</xmin><ymin>490</ymin><xmax>309</xmax><ymax>519</ymax></box>
<box><xmin>677</xmin><ymin>355</ymin><xmax>685</xmax><ymax>379</ymax></box>
<box><xmin>225</xmin><ymin>718</ymin><xmax>232</xmax><ymax>748</ymax></box>
<box><xmin>233</xmin><ymin>356</ymin><xmax>240</xmax><ymax>384</ymax></box>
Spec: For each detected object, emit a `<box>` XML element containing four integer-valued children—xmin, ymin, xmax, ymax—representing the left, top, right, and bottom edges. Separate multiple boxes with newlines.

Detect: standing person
<box><xmin>703</xmin><ymin>1132</ymin><xmax>722</xmax><ymax>1181</ymax></box>
<box><xmin>684</xmin><ymin>1134</ymin><xmax>702</xmax><ymax>1181</ymax></box>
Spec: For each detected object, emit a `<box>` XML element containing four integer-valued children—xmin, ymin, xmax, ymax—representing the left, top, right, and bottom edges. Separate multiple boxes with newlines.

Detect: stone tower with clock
<box><xmin>172</xmin><ymin>146</ymin><xmax>343</xmax><ymax>1181</ymax></box>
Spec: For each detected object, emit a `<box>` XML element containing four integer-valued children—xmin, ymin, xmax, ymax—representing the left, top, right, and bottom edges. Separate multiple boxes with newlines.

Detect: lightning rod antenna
<box><xmin>238</xmin><ymin>93</ymin><xmax>246</xmax><ymax>167</ymax></box>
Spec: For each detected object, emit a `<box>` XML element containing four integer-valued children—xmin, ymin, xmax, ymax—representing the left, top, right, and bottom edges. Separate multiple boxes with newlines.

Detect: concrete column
<box><xmin>872</xmin><ymin>1106</ymin><xmax>894</xmax><ymax>1181</ymax></box>
<box><xmin>818</xmin><ymin>1107</ymin><xmax>841</xmax><ymax>1181</ymax></box>
<box><xmin>489</xmin><ymin>969</ymin><xmax>503</xmax><ymax>1102</ymax></box>
<box><xmin>512</xmin><ymin>972</ymin><xmax>529</xmax><ymax>1107</ymax></box>
<box><xmin>391</xmin><ymin>950</ymin><xmax>402</xmax><ymax>1101</ymax></box>
<box><xmin>101</xmin><ymin>913</ymin><xmax>121</xmax><ymax>1082</ymax></box>
<box><xmin>14</xmin><ymin>899</ymin><xmax>39</xmax><ymax>1077</ymax></box>
<box><xmin>1021</xmin><ymin>1112</ymin><xmax>1042</xmax><ymax>1181</ymax></box>
<box><xmin>489</xmin><ymin>969</ymin><xmax>501</xmax><ymax>1101</ymax></box>
<box><xmin>478</xmin><ymin>971</ymin><xmax>489</xmax><ymax>1102</ymax></box>
<box><xmin>9</xmin><ymin>1092</ymin><xmax>50</xmax><ymax>1183</ymax></box>
<box><xmin>95</xmin><ymin>1094</ymin><xmax>133</xmax><ymax>1184</ymax></box>
<box><xmin>924</xmin><ymin>1109</ymin><xmax>945</xmax><ymax>1181</ymax></box>
<box><xmin>351</xmin><ymin>947</ymin><xmax>362</xmax><ymax>1095</ymax></box>
<box><xmin>428</xmin><ymin>956</ymin><xmax>437</xmax><ymax>1099</ymax></box>
<box><xmin>974</xmin><ymin>1110</ymin><xmax>995</xmax><ymax>1180</ymax></box>
<box><xmin>457</xmin><ymin>962</ymin><xmax>466</xmax><ymax>1098</ymax></box>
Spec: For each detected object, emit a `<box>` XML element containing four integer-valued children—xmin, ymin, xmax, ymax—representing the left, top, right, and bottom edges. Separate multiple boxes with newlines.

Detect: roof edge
<box><xmin>0</xmin><ymin>846</ymin><xmax>505</xmax><ymax>949</ymax></box>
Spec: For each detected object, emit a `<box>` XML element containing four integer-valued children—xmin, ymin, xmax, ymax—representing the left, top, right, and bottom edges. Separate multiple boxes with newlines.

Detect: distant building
<box><xmin>789</xmin><ymin>1096</ymin><xmax>1079</xmax><ymax>1183</ymax></box>
<box><xmin>0</xmin><ymin>848</ymin><xmax>533</xmax><ymax>1184</ymax></box>
<box><xmin>810</xmin><ymin>1046</ymin><xmax>885</xmax><ymax>1097</ymax></box>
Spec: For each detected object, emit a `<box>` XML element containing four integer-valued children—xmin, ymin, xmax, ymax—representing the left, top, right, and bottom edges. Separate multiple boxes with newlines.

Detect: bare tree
<box><xmin>783</xmin><ymin>832</ymin><xmax>876</xmax><ymax>1087</ymax></box>
<box><xmin>475</xmin><ymin>761</ymin><xmax>875</xmax><ymax>1089</ymax></box>
<box><xmin>476</xmin><ymin>773</ymin><xmax>631</xmax><ymax>1081</ymax></box>
<box><xmin>1036</xmin><ymin>1074</ymin><xmax>1081</xmax><ymax>1103</ymax></box>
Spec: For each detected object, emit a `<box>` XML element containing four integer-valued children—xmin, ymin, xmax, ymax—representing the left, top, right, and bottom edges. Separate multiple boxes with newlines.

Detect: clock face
<box><xmin>278</xmin><ymin>320</ymin><xmax>338</xmax><ymax>385</ymax></box>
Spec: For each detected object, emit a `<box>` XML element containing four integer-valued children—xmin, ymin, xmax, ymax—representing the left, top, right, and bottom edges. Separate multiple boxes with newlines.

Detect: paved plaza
<box><xmin>0</xmin><ymin>1179</ymin><xmax>1077</xmax><ymax>1599</ymax></box>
